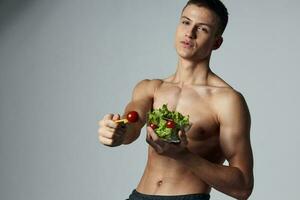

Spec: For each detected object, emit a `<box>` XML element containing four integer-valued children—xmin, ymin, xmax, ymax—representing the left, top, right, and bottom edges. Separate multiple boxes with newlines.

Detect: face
<box><xmin>174</xmin><ymin>4</ymin><xmax>222</xmax><ymax>61</ymax></box>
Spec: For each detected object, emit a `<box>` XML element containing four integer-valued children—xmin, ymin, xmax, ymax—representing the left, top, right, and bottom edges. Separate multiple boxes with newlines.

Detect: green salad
<box><xmin>147</xmin><ymin>104</ymin><xmax>191</xmax><ymax>142</ymax></box>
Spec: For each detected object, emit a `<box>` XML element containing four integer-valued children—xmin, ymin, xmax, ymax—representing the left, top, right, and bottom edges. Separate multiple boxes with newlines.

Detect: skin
<box><xmin>98</xmin><ymin>4</ymin><xmax>254</xmax><ymax>200</ymax></box>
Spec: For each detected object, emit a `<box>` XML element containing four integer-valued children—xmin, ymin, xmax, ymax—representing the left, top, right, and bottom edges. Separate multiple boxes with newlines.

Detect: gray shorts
<box><xmin>126</xmin><ymin>189</ymin><xmax>210</xmax><ymax>200</ymax></box>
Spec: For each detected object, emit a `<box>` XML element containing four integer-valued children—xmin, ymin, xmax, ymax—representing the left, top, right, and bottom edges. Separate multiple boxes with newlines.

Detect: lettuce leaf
<box><xmin>147</xmin><ymin>104</ymin><xmax>190</xmax><ymax>141</ymax></box>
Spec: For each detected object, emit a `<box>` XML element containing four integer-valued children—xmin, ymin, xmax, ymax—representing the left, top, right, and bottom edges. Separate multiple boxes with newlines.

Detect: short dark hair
<box><xmin>182</xmin><ymin>0</ymin><xmax>228</xmax><ymax>36</ymax></box>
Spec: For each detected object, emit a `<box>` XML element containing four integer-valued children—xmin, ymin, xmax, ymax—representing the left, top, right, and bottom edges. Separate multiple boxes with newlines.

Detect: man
<box><xmin>98</xmin><ymin>0</ymin><xmax>254</xmax><ymax>199</ymax></box>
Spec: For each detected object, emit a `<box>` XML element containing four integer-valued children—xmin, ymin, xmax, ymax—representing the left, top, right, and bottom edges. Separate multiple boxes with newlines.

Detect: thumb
<box><xmin>112</xmin><ymin>113</ymin><xmax>120</xmax><ymax>121</ymax></box>
<box><xmin>178</xmin><ymin>130</ymin><xmax>188</xmax><ymax>145</ymax></box>
<box><xmin>103</xmin><ymin>113</ymin><xmax>114</xmax><ymax>120</ymax></box>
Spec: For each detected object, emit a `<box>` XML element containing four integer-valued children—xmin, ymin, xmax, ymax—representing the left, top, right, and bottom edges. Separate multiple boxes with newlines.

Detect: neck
<box><xmin>172</xmin><ymin>57</ymin><xmax>212</xmax><ymax>87</ymax></box>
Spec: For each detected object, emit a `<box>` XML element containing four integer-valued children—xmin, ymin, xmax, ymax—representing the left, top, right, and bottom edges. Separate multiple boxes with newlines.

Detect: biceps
<box><xmin>220</xmin><ymin>129</ymin><xmax>253</xmax><ymax>173</ymax></box>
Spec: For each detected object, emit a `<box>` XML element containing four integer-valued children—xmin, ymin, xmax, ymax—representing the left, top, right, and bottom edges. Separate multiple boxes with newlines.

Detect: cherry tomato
<box><xmin>150</xmin><ymin>123</ymin><xmax>158</xmax><ymax>129</ymax></box>
<box><xmin>127</xmin><ymin>111</ymin><xmax>139</xmax><ymax>123</ymax></box>
<box><xmin>166</xmin><ymin>120</ymin><xmax>176</xmax><ymax>128</ymax></box>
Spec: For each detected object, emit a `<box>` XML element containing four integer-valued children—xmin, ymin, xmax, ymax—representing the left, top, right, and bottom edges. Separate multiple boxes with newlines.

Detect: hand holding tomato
<box><xmin>98</xmin><ymin>111</ymin><xmax>139</xmax><ymax>147</ymax></box>
<box><xmin>98</xmin><ymin>113</ymin><xmax>128</xmax><ymax>147</ymax></box>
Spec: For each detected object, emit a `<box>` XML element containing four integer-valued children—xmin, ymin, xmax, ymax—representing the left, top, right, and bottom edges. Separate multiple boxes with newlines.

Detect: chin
<box><xmin>175</xmin><ymin>47</ymin><xmax>191</xmax><ymax>57</ymax></box>
<box><xmin>178</xmin><ymin>54</ymin><xmax>194</xmax><ymax>60</ymax></box>
<box><xmin>177</xmin><ymin>52</ymin><xmax>208</xmax><ymax>62</ymax></box>
<box><xmin>176</xmin><ymin>49</ymin><xmax>196</xmax><ymax>60</ymax></box>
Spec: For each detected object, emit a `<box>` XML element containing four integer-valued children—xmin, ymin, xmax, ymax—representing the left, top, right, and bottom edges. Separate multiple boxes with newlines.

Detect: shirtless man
<box><xmin>98</xmin><ymin>0</ymin><xmax>254</xmax><ymax>199</ymax></box>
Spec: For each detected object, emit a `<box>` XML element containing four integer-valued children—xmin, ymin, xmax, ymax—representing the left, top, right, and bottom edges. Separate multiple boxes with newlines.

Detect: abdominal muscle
<box><xmin>135</xmin><ymin>146</ymin><xmax>211</xmax><ymax>195</ymax></box>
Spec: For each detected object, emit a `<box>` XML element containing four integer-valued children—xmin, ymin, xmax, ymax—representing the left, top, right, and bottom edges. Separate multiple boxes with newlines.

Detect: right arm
<box><xmin>122</xmin><ymin>79</ymin><xmax>159</xmax><ymax>144</ymax></box>
<box><xmin>98</xmin><ymin>79</ymin><xmax>160</xmax><ymax>146</ymax></box>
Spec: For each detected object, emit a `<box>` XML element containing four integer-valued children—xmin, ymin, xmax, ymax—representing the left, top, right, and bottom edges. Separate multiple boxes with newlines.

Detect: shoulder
<box><xmin>132</xmin><ymin>78</ymin><xmax>163</xmax><ymax>98</ymax></box>
<box><xmin>215</xmin><ymin>88</ymin><xmax>251</xmax><ymax>128</ymax></box>
<box><xmin>215</xmin><ymin>88</ymin><xmax>245</xmax><ymax>106</ymax></box>
<box><xmin>207</xmin><ymin>71</ymin><xmax>247</xmax><ymax>109</ymax></box>
<box><xmin>136</xmin><ymin>78</ymin><xmax>163</xmax><ymax>87</ymax></box>
<box><xmin>134</xmin><ymin>78</ymin><xmax>163</xmax><ymax>91</ymax></box>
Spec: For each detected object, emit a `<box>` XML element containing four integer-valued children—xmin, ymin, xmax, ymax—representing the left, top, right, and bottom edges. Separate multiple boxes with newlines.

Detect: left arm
<box><xmin>179</xmin><ymin>91</ymin><xmax>254</xmax><ymax>199</ymax></box>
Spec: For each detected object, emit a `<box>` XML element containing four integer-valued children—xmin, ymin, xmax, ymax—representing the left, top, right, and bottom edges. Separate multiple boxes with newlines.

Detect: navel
<box><xmin>157</xmin><ymin>180</ymin><xmax>163</xmax><ymax>186</ymax></box>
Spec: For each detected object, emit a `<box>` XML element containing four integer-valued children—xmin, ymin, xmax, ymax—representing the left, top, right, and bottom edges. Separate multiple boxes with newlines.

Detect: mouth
<box><xmin>181</xmin><ymin>40</ymin><xmax>193</xmax><ymax>48</ymax></box>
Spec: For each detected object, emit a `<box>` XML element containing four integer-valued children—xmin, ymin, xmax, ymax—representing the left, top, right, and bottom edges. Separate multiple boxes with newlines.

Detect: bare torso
<box><xmin>136</xmin><ymin>73</ymin><xmax>235</xmax><ymax>195</ymax></box>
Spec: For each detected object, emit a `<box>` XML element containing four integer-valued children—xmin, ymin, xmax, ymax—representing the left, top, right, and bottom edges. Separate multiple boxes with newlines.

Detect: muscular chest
<box><xmin>153</xmin><ymin>83</ymin><xmax>221</xmax><ymax>157</ymax></box>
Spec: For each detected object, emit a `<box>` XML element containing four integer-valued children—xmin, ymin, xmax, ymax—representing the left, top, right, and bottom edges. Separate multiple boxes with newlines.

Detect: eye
<box><xmin>181</xmin><ymin>20</ymin><xmax>190</xmax><ymax>25</ymax></box>
<box><xmin>198</xmin><ymin>26</ymin><xmax>208</xmax><ymax>33</ymax></box>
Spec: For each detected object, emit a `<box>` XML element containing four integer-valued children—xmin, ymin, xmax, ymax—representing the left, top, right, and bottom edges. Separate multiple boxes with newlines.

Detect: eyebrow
<box><xmin>181</xmin><ymin>16</ymin><xmax>213</xmax><ymax>28</ymax></box>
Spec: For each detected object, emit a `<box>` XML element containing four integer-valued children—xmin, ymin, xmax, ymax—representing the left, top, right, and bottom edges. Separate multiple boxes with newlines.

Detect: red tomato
<box><xmin>150</xmin><ymin>123</ymin><xmax>158</xmax><ymax>129</ymax></box>
<box><xmin>127</xmin><ymin>111</ymin><xmax>139</xmax><ymax>123</ymax></box>
<box><xmin>166</xmin><ymin>120</ymin><xmax>175</xmax><ymax>128</ymax></box>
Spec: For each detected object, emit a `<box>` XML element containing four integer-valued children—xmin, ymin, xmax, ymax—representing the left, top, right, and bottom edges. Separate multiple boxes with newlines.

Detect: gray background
<box><xmin>0</xmin><ymin>0</ymin><xmax>299</xmax><ymax>199</ymax></box>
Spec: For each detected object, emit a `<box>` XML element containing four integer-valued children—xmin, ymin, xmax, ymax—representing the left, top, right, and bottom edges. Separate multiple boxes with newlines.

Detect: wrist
<box><xmin>177</xmin><ymin>149</ymin><xmax>197</xmax><ymax>165</ymax></box>
<box><xmin>175</xmin><ymin>147</ymin><xmax>189</xmax><ymax>159</ymax></box>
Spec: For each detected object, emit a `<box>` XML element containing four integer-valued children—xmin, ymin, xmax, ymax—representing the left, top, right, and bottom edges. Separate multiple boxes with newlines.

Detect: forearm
<box><xmin>120</xmin><ymin>100</ymin><xmax>148</xmax><ymax>145</ymax></box>
<box><xmin>180</xmin><ymin>152</ymin><xmax>253</xmax><ymax>199</ymax></box>
<box><xmin>122</xmin><ymin>123</ymin><xmax>140</xmax><ymax>145</ymax></box>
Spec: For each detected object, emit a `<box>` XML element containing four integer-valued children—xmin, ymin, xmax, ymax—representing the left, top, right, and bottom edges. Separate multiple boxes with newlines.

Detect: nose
<box><xmin>185</xmin><ymin>26</ymin><xmax>196</xmax><ymax>39</ymax></box>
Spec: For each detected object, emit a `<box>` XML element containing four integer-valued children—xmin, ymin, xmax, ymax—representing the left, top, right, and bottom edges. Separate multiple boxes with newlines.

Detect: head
<box><xmin>174</xmin><ymin>0</ymin><xmax>228</xmax><ymax>61</ymax></box>
<box><xmin>182</xmin><ymin>0</ymin><xmax>228</xmax><ymax>36</ymax></box>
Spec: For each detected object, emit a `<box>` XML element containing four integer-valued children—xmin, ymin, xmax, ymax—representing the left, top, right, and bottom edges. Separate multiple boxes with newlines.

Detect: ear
<box><xmin>213</xmin><ymin>36</ymin><xmax>223</xmax><ymax>50</ymax></box>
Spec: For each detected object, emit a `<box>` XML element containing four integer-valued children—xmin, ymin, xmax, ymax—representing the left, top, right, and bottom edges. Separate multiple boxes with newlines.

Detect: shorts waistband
<box><xmin>129</xmin><ymin>189</ymin><xmax>210</xmax><ymax>200</ymax></box>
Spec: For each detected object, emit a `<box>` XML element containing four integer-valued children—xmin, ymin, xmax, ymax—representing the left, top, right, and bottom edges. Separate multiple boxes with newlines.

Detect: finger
<box><xmin>178</xmin><ymin>129</ymin><xmax>185</xmax><ymax>138</ymax></box>
<box><xmin>99</xmin><ymin>114</ymin><xmax>117</xmax><ymax>128</ymax></box>
<box><xmin>105</xmin><ymin>119</ymin><xmax>118</xmax><ymax>129</ymax></box>
<box><xmin>178</xmin><ymin>130</ymin><xmax>188</xmax><ymax>145</ymax></box>
<box><xmin>98</xmin><ymin>128</ymin><xmax>114</xmax><ymax>139</ymax></box>
<box><xmin>98</xmin><ymin>135</ymin><xmax>113</xmax><ymax>146</ymax></box>
<box><xmin>101</xmin><ymin>126</ymin><xmax>125</xmax><ymax>139</ymax></box>
<box><xmin>112</xmin><ymin>114</ymin><xmax>120</xmax><ymax>121</ymax></box>
<box><xmin>147</xmin><ymin>126</ymin><xmax>167</xmax><ymax>148</ymax></box>
<box><xmin>146</xmin><ymin>132</ymin><xmax>161</xmax><ymax>148</ymax></box>
<box><xmin>146</xmin><ymin>128</ymin><xmax>166</xmax><ymax>149</ymax></box>
<box><xmin>103</xmin><ymin>113</ymin><xmax>114</xmax><ymax>120</ymax></box>
<box><xmin>98</xmin><ymin>119</ymin><xmax>106</xmax><ymax>127</ymax></box>
<box><xmin>146</xmin><ymin>126</ymin><xmax>160</xmax><ymax>141</ymax></box>
<box><xmin>146</xmin><ymin>134</ymin><xmax>163</xmax><ymax>153</ymax></box>
<box><xmin>102</xmin><ymin>125</ymin><xmax>115</xmax><ymax>133</ymax></box>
